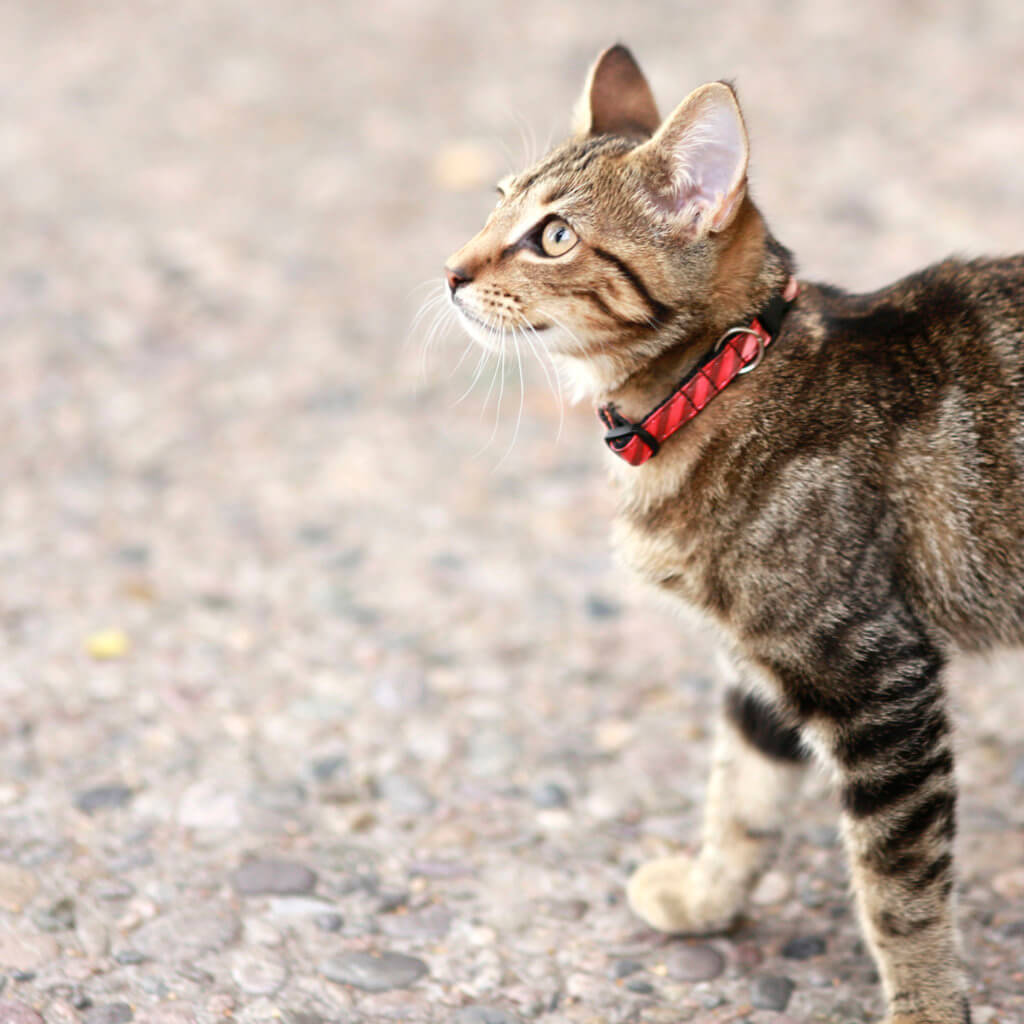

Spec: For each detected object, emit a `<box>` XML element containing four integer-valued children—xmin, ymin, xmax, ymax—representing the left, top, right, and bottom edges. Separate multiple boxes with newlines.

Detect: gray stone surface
<box><xmin>665</xmin><ymin>943</ymin><xmax>726</xmax><ymax>982</ymax></box>
<box><xmin>1</xmin><ymin>3</ymin><xmax>1023</xmax><ymax>1024</ymax></box>
<box><xmin>318</xmin><ymin>952</ymin><xmax>429</xmax><ymax>992</ymax></box>
<box><xmin>231</xmin><ymin>860</ymin><xmax>318</xmax><ymax>896</ymax></box>
<box><xmin>751</xmin><ymin>974</ymin><xmax>796</xmax><ymax>1012</ymax></box>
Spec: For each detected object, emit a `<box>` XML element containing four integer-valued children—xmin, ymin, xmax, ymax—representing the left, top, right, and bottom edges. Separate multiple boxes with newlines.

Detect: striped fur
<box><xmin>441</xmin><ymin>45</ymin><xmax>1023</xmax><ymax>1023</ymax></box>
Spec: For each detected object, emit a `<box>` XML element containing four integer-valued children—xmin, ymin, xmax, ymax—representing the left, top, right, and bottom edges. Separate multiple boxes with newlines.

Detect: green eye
<box><xmin>540</xmin><ymin>218</ymin><xmax>578</xmax><ymax>257</ymax></box>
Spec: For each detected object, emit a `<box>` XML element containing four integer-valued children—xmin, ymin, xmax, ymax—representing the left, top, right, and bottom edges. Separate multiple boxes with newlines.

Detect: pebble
<box><xmin>750</xmin><ymin>870</ymin><xmax>791</xmax><ymax>905</ymax></box>
<box><xmin>74</xmin><ymin>786</ymin><xmax>135</xmax><ymax>815</ymax></box>
<box><xmin>319</xmin><ymin>951</ymin><xmax>428</xmax><ymax>991</ymax></box>
<box><xmin>113</xmin><ymin>949</ymin><xmax>147</xmax><ymax>965</ymax></box>
<box><xmin>177</xmin><ymin>781</ymin><xmax>242</xmax><ymax>829</ymax></box>
<box><xmin>0</xmin><ymin>867</ymin><xmax>36</xmax><ymax>916</ymax></box>
<box><xmin>132</xmin><ymin>906</ymin><xmax>241</xmax><ymax>961</ymax></box>
<box><xmin>375</xmin><ymin>774</ymin><xmax>436</xmax><ymax>815</ymax></box>
<box><xmin>664</xmin><ymin>943</ymin><xmax>726</xmax><ymax>982</ymax></box>
<box><xmin>31</xmin><ymin>898</ymin><xmax>75</xmax><ymax>932</ymax></box>
<box><xmin>1012</xmin><ymin>754</ymin><xmax>1024</xmax><ymax>787</ymax></box>
<box><xmin>0</xmin><ymin>933</ymin><xmax>59</xmax><ymax>971</ymax></box>
<box><xmin>231</xmin><ymin>858</ymin><xmax>317</xmax><ymax>895</ymax></box>
<box><xmin>529</xmin><ymin>782</ymin><xmax>569</xmax><ymax>808</ymax></box>
<box><xmin>230</xmin><ymin>951</ymin><xmax>288</xmax><ymax>995</ymax></box>
<box><xmin>314</xmin><ymin>913</ymin><xmax>344</xmax><ymax>933</ymax></box>
<box><xmin>781</xmin><ymin>934</ymin><xmax>826</xmax><ymax>960</ymax></box>
<box><xmin>378</xmin><ymin>905</ymin><xmax>452</xmax><ymax>941</ymax></box>
<box><xmin>750</xmin><ymin>974</ymin><xmax>795</xmax><ymax>1011</ymax></box>
<box><xmin>607</xmin><ymin>959</ymin><xmax>643</xmax><ymax>980</ymax></box>
<box><xmin>242</xmin><ymin>918</ymin><xmax>283</xmax><ymax>947</ymax></box>
<box><xmin>584</xmin><ymin>593</ymin><xmax>622</xmax><ymax>619</ymax></box>
<box><xmin>453</xmin><ymin>1009</ymin><xmax>522</xmax><ymax>1024</ymax></box>
<box><xmin>309</xmin><ymin>755</ymin><xmax>348</xmax><ymax>782</ymax></box>
<box><xmin>94</xmin><ymin>880</ymin><xmax>135</xmax><ymax>902</ymax></box>
<box><xmin>625</xmin><ymin>978</ymin><xmax>655</xmax><ymax>994</ymax></box>
<box><xmin>0</xmin><ymin>1002</ymin><xmax>44</xmax><ymax>1024</ymax></box>
<box><xmin>82</xmin><ymin>1005</ymin><xmax>134</xmax><ymax>1024</ymax></box>
<box><xmin>992</xmin><ymin>866</ymin><xmax>1024</xmax><ymax>900</ymax></box>
<box><xmin>796</xmin><ymin>874</ymin><xmax>829</xmax><ymax>908</ymax></box>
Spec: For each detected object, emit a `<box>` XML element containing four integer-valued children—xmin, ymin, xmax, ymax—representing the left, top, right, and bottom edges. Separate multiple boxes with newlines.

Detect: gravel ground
<box><xmin>1</xmin><ymin>2</ymin><xmax>1023</xmax><ymax>1023</ymax></box>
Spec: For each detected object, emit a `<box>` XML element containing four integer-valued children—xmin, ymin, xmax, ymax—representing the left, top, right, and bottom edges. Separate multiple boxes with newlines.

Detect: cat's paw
<box><xmin>626</xmin><ymin>855</ymin><xmax>742</xmax><ymax>935</ymax></box>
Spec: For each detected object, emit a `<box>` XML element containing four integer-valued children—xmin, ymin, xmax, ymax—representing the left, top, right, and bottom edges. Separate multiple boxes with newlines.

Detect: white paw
<box><xmin>626</xmin><ymin>854</ymin><xmax>744</xmax><ymax>935</ymax></box>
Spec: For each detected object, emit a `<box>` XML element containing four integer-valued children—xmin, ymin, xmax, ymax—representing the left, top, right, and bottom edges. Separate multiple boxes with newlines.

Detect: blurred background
<box><xmin>1</xmin><ymin>2</ymin><xmax>1022</xmax><ymax>1023</ymax></box>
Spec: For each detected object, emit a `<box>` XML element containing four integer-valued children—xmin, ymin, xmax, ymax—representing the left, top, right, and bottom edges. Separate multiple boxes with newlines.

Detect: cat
<box><xmin>442</xmin><ymin>43</ymin><xmax>1024</xmax><ymax>1024</ymax></box>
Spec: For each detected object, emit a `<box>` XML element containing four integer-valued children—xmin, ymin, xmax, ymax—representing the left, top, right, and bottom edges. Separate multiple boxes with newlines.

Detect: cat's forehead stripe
<box><xmin>513</xmin><ymin>135</ymin><xmax>634</xmax><ymax>195</ymax></box>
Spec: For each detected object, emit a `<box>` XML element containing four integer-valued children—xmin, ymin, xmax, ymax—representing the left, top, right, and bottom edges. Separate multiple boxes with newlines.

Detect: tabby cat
<box><xmin>443</xmin><ymin>44</ymin><xmax>1024</xmax><ymax>1023</ymax></box>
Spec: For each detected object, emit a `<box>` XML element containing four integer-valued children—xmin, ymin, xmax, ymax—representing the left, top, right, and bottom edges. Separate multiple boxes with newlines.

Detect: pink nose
<box><xmin>445</xmin><ymin>266</ymin><xmax>472</xmax><ymax>294</ymax></box>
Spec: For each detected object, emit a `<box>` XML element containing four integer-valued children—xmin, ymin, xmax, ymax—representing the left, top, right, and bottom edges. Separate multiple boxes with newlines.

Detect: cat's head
<box><xmin>444</xmin><ymin>45</ymin><xmax>773</xmax><ymax>398</ymax></box>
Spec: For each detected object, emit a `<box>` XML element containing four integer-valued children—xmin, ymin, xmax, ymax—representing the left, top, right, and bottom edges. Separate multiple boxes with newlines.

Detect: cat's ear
<box><xmin>572</xmin><ymin>44</ymin><xmax>661</xmax><ymax>139</ymax></box>
<box><xmin>636</xmin><ymin>81</ymin><xmax>749</xmax><ymax>235</ymax></box>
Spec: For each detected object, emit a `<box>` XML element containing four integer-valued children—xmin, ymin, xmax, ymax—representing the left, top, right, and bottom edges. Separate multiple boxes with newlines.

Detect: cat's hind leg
<box><xmin>627</xmin><ymin>685</ymin><xmax>808</xmax><ymax>934</ymax></box>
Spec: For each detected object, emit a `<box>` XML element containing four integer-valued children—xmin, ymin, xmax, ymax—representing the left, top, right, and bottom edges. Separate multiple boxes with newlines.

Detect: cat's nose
<box><xmin>445</xmin><ymin>266</ymin><xmax>472</xmax><ymax>295</ymax></box>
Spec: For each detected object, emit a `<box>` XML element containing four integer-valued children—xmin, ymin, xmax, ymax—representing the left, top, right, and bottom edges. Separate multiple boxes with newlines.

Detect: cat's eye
<box><xmin>540</xmin><ymin>218</ymin><xmax>578</xmax><ymax>257</ymax></box>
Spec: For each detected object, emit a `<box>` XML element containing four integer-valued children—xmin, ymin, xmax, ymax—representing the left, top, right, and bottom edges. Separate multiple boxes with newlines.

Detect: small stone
<box><xmin>0</xmin><ymin>1001</ymin><xmax>44</xmax><ymax>1024</ymax></box>
<box><xmin>0</xmin><ymin>865</ymin><xmax>37</xmax><ymax>913</ymax></box>
<box><xmin>231</xmin><ymin>858</ymin><xmax>317</xmax><ymax>895</ymax></box>
<box><xmin>607</xmin><ymin>959</ymin><xmax>643</xmax><ymax>980</ymax></box>
<box><xmin>625</xmin><ymin>978</ymin><xmax>655</xmax><ymax>994</ymax></box>
<box><xmin>594</xmin><ymin>719</ymin><xmax>634</xmax><ymax>753</ymax></box>
<box><xmin>375</xmin><ymin>774</ymin><xmax>436</xmax><ymax>814</ymax></box>
<box><xmin>230</xmin><ymin>951</ymin><xmax>288</xmax><ymax>996</ymax></box>
<box><xmin>75</xmin><ymin>906</ymin><xmax>110</xmax><ymax>957</ymax></box>
<box><xmin>0</xmin><ymin>933</ymin><xmax>59</xmax><ymax>971</ymax></box>
<box><xmin>243</xmin><ymin>918</ymin><xmax>284</xmax><ymax>947</ymax></box>
<box><xmin>32</xmin><ymin>898</ymin><xmax>76</xmax><ymax>932</ymax></box>
<box><xmin>529</xmin><ymin>782</ymin><xmax>569</xmax><ymax>808</ymax></box>
<box><xmin>375</xmin><ymin>889</ymin><xmax>408</xmax><ymax>914</ymax></box>
<box><xmin>74</xmin><ymin>785</ymin><xmax>134</xmax><ymax>815</ymax></box>
<box><xmin>177</xmin><ymin>781</ymin><xmax>242</xmax><ymax>830</ymax></box>
<box><xmin>82</xmin><ymin>1004</ymin><xmax>133</xmax><ymax>1024</ymax></box>
<box><xmin>544</xmin><ymin>899</ymin><xmax>588</xmax><ymax>922</ymax></box>
<box><xmin>314</xmin><ymin>913</ymin><xmax>343</xmax><ymax>933</ymax></box>
<box><xmin>133</xmin><ymin>906</ymin><xmax>241</xmax><ymax>961</ymax></box>
<box><xmin>992</xmin><ymin>866</ymin><xmax>1024</xmax><ymax>900</ymax></box>
<box><xmin>309</xmin><ymin>755</ymin><xmax>348</xmax><ymax>782</ymax></box>
<box><xmin>86</xmin><ymin>630</ymin><xmax>130</xmax><ymax>660</ymax></box>
<box><xmin>378</xmin><ymin>904</ymin><xmax>452</xmax><ymax>941</ymax></box>
<box><xmin>319</xmin><ymin>951</ymin><xmax>428</xmax><ymax>991</ymax></box>
<box><xmin>266</xmin><ymin>897</ymin><xmax>337</xmax><ymax>918</ymax></box>
<box><xmin>94</xmin><ymin>880</ymin><xmax>135</xmax><ymax>901</ymax></box>
<box><xmin>750</xmin><ymin>974</ymin><xmax>795</xmax><ymax>1012</ymax></box>
<box><xmin>750</xmin><ymin>870</ymin><xmax>791</xmax><ymax>905</ymax></box>
<box><xmin>584</xmin><ymin>593</ymin><xmax>621</xmax><ymax>619</ymax></box>
<box><xmin>1012</xmin><ymin>755</ymin><xmax>1024</xmax><ymax>787</ymax></box>
<box><xmin>700</xmin><ymin>992</ymin><xmax>728</xmax><ymax>1010</ymax></box>
<box><xmin>113</xmin><ymin>949</ymin><xmax>147</xmax><ymax>965</ymax></box>
<box><xmin>664</xmin><ymin>943</ymin><xmax>726</xmax><ymax>982</ymax></box>
<box><xmin>805</xmin><ymin>824</ymin><xmax>840</xmax><ymax>848</ymax></box>
<box><xmin>796</xmin><ymin>874</ymin><xmax>828</xmax><ymax>908</ymax></box>
<box><xmin>250</xmin><ymin>782</ymin><xmax>308</xmax><ymax>812</ymax></box>
<box><xmin>454</xmin><ymin>1010</ymin><xmax>522</xmax><ymax>1024</ymax></box>
<box><xmin>781</xmin><ymin>934</ymin><xmax>826</xmax><ymax>960</ymax></box>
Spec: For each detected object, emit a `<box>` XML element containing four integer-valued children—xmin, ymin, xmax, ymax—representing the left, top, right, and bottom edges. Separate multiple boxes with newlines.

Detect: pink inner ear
<box><xmin>667</xmin><ymin>94</ymin><xmax>747</xmax><ymax>229</ymax></box>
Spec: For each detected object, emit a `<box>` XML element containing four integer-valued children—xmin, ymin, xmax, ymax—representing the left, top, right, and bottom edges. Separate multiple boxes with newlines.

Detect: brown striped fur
<box><xmin>440</xmin><ymin>44</ymin><xmax>1024</xmax><ymax>1023</ymax></box>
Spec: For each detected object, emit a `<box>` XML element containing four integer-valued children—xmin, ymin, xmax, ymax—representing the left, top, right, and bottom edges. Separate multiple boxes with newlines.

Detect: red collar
<box><xmin>597</xmin><ymin>278</ymin><xmax>799</xmax><ymax>466</ymax></box>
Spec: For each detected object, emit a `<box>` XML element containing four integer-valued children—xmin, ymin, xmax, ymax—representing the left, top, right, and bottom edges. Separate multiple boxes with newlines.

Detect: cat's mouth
<box><xmin>453</xmin><ymin>300</ymin><xmax>550</xmax><ymax>336</ymax></box>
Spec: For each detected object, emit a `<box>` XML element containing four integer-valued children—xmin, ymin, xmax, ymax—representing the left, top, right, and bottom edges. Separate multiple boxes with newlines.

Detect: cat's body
<box><xmin>443</xmin><ymin>45</ymin><xmax>1022</xmax><ymax>1024</ymax></box>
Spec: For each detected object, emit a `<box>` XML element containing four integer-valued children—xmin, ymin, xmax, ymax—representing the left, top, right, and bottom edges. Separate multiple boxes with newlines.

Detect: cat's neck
<box><xmin>589</xmin><ymin>202</ymin><xmax>794</xmax><ymax>421</ymax></box>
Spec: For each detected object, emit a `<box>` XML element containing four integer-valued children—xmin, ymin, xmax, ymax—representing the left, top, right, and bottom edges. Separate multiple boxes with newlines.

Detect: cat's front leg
<box><xmin>819</xmin><ymin>646</ymin><xmax>970</xmax><ymax>1024</ymax></box>
<box><xmin>627</xmin><ymin>684</ymin><xmax>808</xmax><ymax>934</ymax></box>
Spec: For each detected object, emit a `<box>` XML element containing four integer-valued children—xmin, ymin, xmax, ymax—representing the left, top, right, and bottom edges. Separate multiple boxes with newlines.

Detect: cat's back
<box><xmin>781</xmin><ymin>254</ymin><xmax>1024</xmax><ymax>649</ymax></box>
